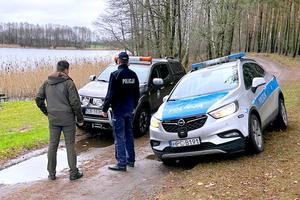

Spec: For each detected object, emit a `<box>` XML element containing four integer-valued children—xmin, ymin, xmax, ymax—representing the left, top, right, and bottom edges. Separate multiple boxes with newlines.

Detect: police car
<box><xmin>78</xmin><ymin>56</ymin><xmax>186</xmax><ymax>137</ymax></box>
<box><xmin>150</xmin><ymin>52</ymin><xmax>288</xmax><ymax>164</ymax></box>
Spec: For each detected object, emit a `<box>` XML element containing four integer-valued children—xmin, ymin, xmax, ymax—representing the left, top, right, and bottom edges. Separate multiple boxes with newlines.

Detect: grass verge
<box><xmin>0</xmin><ymin>101</ymin><xmax>48</xmax><ymax>162</ymax></box>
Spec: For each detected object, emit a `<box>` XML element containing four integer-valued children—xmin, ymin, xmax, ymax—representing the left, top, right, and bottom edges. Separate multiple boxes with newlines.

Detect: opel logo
<box><xmin>177</xmin><ymin>119</ymin><xmax>185</xmax><ymax>126</ymax></box>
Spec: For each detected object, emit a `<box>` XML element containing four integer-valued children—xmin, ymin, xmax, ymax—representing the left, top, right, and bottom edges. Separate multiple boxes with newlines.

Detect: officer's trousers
<box><xmin>48</xmin><ymin>124</ymin><xmax>77</xmax><ymax>176</ymax></box>
<box><xmin>113</xmin><ymin>112</ymin><xmax>135</xmax><ymax>167</ymax></box>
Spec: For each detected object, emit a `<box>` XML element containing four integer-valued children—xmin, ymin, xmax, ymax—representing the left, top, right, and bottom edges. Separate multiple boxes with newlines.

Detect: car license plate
<box><xmin>170</xmin><ymin>138</ymin><xmax>201</xmax><ymax>147</ymax></box>
<box><xmin>85</xmin><ymin>109</ymin><xmax>101</xmax><ymax>116</ymax></box>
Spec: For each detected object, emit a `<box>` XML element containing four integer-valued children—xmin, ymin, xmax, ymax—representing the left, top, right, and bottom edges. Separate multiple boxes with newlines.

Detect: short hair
<box><xmin>57</xmin><ymin>60</ymin><xmax>70</xmax><ymax>72</ymax></box>
<box><xmin>119</xmin><ymin>59</ymin><xmax>129</xmax><ymax>65</ymax></box>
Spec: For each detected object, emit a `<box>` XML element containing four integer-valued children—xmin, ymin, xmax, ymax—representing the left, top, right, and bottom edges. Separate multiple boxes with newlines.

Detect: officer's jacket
<box><xmin>103</xmin><ymin>64</ymin><xmax>140</xmax><ymax>115</ymax></box>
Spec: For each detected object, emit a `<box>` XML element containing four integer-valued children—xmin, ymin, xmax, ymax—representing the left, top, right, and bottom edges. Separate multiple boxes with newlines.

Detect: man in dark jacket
<box><xmin>102</xmin><ymin>52</ymin><xmax>140</xmax><ymax>171</ymax></box>
<box><xmin>36</xmin><ymin>60</ymin><xmax>83</xmax><ymax>180</ymax></box>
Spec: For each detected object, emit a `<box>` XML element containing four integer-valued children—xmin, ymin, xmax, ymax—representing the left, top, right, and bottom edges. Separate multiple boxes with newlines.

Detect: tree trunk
<box><xmin>206</xmin><ymin>0</ymin><xmax>213</xmax><ymax>59</ymax></box>
<box><xmin>177</xmin><ymin>0</ymin><xmax>182</xmax><ymax>61</ymax></box>
<box><xmin>256</xmin><ymin>3</ymin><xmax>263</xmax><ymax>53</ymax></box>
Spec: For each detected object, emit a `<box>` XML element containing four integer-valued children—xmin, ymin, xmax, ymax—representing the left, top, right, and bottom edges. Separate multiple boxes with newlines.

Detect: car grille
<box><xmin>162</xmin><ymin>115</ymin><xmax>207</xmax><ymax>133</ymax></box>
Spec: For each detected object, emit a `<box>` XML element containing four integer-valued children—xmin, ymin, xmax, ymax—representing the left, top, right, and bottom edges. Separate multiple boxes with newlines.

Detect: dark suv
<box><xmin>78</xmin><ymin>57</ymin><xmax>186</xmax><ymax>136</ymax></box>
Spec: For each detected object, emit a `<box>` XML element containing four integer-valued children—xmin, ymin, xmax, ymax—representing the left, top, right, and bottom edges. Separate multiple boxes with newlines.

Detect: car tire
<box><xmin>274</xmin><ymin>98</ymin><xmax>288</xmax><ymax>130</ymax></box>
<box><xmin>247</xmin><ymin>114</ymin><xmax>264</xmax><ymax>154</ymax></box>
<box><xmin>133</xmin><ymin>106</ymin><xmax>150</xmax><ymax>137</ymax></box>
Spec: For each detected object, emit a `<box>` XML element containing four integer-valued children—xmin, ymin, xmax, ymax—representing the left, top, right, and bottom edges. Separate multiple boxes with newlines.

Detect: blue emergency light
<box><xmin>191</xmin><ymin>52</ymin><xmax>246</xmax><ymax>70</ymax></box>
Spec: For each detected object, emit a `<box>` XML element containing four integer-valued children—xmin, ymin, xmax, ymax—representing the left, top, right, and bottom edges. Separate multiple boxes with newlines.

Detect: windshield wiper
<box><xmin>98</xmin><ymin>79</ymin><xmax>108</xmax><ymax>83</ymax></box>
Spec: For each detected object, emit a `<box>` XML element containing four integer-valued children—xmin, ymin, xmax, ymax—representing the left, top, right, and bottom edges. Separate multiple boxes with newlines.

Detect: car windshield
<box><xmin>169</xmin><ymin>65</ymin><xmax>239</xmax><ymax>100</ymax></box>
<box><xmin>97</xmin><ymin>64</ymin><xmax>150</xmax><ymax>83</ymax></box>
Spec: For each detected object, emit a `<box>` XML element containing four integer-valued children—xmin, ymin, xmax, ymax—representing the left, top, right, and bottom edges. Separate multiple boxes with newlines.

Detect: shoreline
<box><xmin>0</xmin><ymin>44</ymin><xmax>119</xmax><ymax>51</ymax></box>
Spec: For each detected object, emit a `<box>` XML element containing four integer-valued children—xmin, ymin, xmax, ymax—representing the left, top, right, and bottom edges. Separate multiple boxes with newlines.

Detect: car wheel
<box><xmin>133</xmin><ymin>106</ymin><xmax>150</xmax><ymax>137</ymax></box>
<box><xmin>247</xmin><ymin>114</ymin><xmax>264</xmax><ymax>154</ymax></box>
<box><xmin>274</xmin><ymin>98</ymin><xmax>288</xmax><ymax>130</ymax></box>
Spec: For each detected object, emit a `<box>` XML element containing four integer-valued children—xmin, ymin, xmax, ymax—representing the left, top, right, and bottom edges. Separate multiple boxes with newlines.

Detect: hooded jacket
<box><xmin>35</xmin><ymin>72</ymin><xmax>83</xmax><ymax>126</ymax></box>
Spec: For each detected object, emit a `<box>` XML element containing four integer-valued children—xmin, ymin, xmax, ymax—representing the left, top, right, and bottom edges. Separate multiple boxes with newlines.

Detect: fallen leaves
<box><xmin>204</xmin><ymin>182</ymin><xmax>216</xmax><ymax>188</ymax></box>
<box><xmin>197</xmin><ymin>182</ymin><xmax>203</xmax><ymax>186</ymax></box>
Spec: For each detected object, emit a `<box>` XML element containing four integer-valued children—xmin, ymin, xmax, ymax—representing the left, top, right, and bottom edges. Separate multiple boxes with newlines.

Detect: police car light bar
<box><xmin>191</xmin><ymin>52</ymin><xmax>245</xmax><ymax>70</ymax></box>
<box><xmin>113</xmin><ymin>56</ymin><xmax>152</xmax><ymax>64</ymax></box>
<box><xmin>129</xmin><ymin>56</ymin><xmax>152</xmax><ymax>62</ymax></box>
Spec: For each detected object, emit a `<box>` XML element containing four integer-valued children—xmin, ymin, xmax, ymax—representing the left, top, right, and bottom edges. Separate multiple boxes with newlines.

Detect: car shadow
<box><xmin>160</xmin><ymin>152</ymin><xmax>247</xmax><ymax>171</ymax></box>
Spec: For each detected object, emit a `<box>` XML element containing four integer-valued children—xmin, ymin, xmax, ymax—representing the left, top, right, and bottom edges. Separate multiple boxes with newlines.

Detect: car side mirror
<box><xmin>251</xmin><ymin>77</ymin><xmax>266</xmax><ymax>93</ymax></box>
<box><xmin>153</xmin><ymin>78</ymin><xmax>164</xmax><ymax>88</ymax></box>
<box><xmin>163</xmin><ymin>95</ymin><xmax>169</xmax><ymax>102</ymax></box>
<box><xmin>89</xmin><ymin>75</ymin><xmax>96</xmax><ymax>81</ymax></box>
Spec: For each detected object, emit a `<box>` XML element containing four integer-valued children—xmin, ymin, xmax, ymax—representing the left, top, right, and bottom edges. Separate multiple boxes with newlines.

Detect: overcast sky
<box><xmin>0</xmin><ymin>0</ymin><xmax>107</xmax><ymax>29</ymax></box>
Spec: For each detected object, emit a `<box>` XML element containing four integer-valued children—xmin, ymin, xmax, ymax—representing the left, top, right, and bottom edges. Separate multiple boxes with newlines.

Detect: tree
<box><xmin>0</xmin><ymin>22</ymin><xmax>94</xmax><ymax>48</ymax></box>
<box><xmin>94</xmin><ymin>0</ymin><xmax>300</xmax><ymax>65</ymax></box>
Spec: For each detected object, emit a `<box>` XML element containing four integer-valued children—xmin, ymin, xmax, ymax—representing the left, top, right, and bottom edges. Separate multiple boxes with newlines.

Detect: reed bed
<box><xmin>0</xmin><ymin>60</ymin><xmax>108</xmax><ymax>99</ymax></box>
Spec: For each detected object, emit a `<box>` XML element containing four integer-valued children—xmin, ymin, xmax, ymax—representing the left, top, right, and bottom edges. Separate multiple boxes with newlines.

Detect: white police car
<box><xmin>150</xmin><ymin>52</ymin><xmax>288</xmax><ymax>164</ymax></box>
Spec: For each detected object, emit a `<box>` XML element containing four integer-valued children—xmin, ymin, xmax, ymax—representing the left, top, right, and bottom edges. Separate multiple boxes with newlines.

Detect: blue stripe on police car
<box><xmin>252</xmin><ymin>77</ymin><xmax>279</xmax><ymax>108</ymax></box>
<box><xmin>161</xmin><ymin>91</ymin><xmax>229</xmax><ymax>121</ymax></box>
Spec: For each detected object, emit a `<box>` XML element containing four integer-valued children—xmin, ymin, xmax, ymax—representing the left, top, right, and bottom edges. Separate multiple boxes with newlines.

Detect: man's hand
<box><xmin>101</xmin><ymin>111</ymin><xmax>108</xmax><ymax>118</ymax></box>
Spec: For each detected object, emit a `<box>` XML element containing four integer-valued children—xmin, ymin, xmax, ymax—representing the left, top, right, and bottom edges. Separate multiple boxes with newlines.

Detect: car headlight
<box><xmin>93</xmin><ymin>98</ymin><xmax>103</xmax><ymax>107</ymax></box>
<box><xmin>150</xmin><ymin>117</ymin><xmax>162</xmax><ymax>128</ymax></box>
<box><xmin>81</xmin><ymin>96</ymin><xmax>90</xmax><ymax>106</ymax></box>
<box><xmin>209</xmin><ymin>102</ymin><xmax>238</xmax><ymax>119</ymax></box>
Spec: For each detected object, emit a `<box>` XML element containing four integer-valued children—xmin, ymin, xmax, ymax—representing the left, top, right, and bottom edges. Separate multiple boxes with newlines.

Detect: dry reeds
<box><xmin>0</xmin><ymin>60</ymin><xmax>108</xmax><ymax>99</ymax></box>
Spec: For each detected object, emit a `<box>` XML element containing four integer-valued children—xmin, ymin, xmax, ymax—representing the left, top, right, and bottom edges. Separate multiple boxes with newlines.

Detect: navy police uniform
<box><xmin>102</xmin><ymin>52</ymin><xmax>140</xmax><ymax>171</ymax></box>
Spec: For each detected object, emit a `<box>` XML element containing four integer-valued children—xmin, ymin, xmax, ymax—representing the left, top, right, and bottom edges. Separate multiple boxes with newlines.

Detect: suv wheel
<box><xmin>274</xmin><ymin>98</ymin><xmax>288</xmax><ymax>130</ymax></box>
<box><xmin>247</xmin><ymin>114</ymin><xmax>264</xmax><ymax>154</ymax></box>
<box><xmin>133</xmin><ymin>106</ymin><xmax>150</xmax><ymax>137</ymax></box>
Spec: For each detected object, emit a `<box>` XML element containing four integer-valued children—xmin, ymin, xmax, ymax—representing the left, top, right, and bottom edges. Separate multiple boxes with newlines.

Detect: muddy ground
<box><xmin>0</xmin><ymin>55</ymin><xmax>299</xmax><ymax>200</ymax></box>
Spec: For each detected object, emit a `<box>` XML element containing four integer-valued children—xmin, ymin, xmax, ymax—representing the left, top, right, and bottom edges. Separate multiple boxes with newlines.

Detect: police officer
<box><xmin>102</xmin><ymin>52</ymin><xmax>140</xmax><ymax>171</ymax></box>
<box><xmin>35</xmin><ymin>60</ymin><xmax>83</xmax><ymax>180</ymax></box>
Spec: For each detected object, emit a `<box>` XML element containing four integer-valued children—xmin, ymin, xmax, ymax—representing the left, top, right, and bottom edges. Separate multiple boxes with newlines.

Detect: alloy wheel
<box><xmin>280</xmin><ymin>101</ymin><xmax>288</xmax><ymax>126</ymax></box>
<box><xmin>252</xmin><ymin>118</ymin><xmax>262</xmax><ymax>149</ymax></box>
<box><xmin>139</xmin><ymin>111</ymin><xmax>149</xmax><ymax>133</ymax></box>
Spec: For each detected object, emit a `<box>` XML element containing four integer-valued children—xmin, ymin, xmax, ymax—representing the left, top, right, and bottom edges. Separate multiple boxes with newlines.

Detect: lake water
<box><xmin>0</xmin><ymin>48</ymin><xmax>118</xmax><ymax>70</ymax></box>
